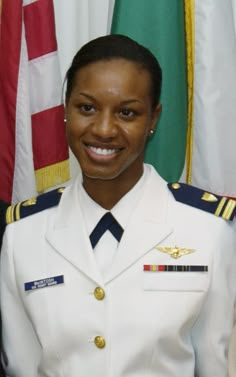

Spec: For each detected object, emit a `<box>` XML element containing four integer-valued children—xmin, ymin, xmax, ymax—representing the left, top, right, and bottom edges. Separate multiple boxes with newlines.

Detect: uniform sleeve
<box><xmin>228</xmin><ymin>220</ymin><xmax>236</xmax><ymax>377</ymax></box>
<box><xmin>191</xmin><ymin>221</ymin><xmax>236</xmax><ymax>377</ymax></box>
<box><xmin>228</xmin><ymin>306</ymin><xmax>236</xmax><ymax>377</ymax></box>
<box><xmin>0</xmin><ymin>225</ymin><xmax>41</xmax><ymax>377</ymax></box>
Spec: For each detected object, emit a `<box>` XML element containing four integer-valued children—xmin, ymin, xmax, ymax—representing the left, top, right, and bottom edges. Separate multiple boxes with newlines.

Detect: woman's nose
<box><xmin>91</xmin><ymin>110</ymin><xmax>118</xmax><ymax>138</ymax></box>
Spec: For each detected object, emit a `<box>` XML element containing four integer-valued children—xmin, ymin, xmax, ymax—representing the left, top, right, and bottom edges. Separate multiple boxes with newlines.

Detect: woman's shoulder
<box><xmin>5</xmin><ymin>187</ymin><xmax>65</xmax><ymax>225</ymax></box>
<box><xmin>168</xmin><ymin>181</ymin><xmax>236</xmax><ymax>222</ymax></box>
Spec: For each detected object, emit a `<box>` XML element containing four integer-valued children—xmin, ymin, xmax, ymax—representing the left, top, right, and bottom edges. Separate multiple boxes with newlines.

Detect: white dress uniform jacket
<box><xmin>1</xmin><ymin>164</ymin><xmax>236</xmax><ymax>377</ymax></box>
<box><xmin>229</xmin><ymin>308</ymin><xmax>236</xmax><ymax>377</ymax></box>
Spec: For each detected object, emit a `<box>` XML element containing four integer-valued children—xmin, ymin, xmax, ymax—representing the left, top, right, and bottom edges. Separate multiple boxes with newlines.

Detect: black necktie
<box><xmin>89</xmin><ymin>212</ymin><xmax>124</xmax><ymax>249</ymax></box>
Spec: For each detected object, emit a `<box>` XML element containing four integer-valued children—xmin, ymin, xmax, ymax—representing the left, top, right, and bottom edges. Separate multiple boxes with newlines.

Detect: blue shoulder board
<box><xmin>6</xmin><ymin>187</ymin><xmax>65</xmax><ymax>225</ymax></box>
<box><xmin>168</xmin><ymin>182</ymin><xmax>236</xmax><ymax>221</ymax></box>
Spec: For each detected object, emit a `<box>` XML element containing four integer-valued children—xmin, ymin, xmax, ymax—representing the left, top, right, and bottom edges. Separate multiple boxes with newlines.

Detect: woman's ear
<box><xmin>64</xmin><ymin>106</ymin><xmax>68</xmax><ymax>123</ymax></box>
<box><xmin>149</xmin><ymin>103</ymin><xmax>162</xmax><ymax>134</ymax></box>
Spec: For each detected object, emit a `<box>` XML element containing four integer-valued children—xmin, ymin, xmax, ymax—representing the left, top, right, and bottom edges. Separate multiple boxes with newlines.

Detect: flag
<box><xmin>111</xmin><ymin>0</ymin><xmax>188</xmax><ymax>183</ymax></box>
<box><xmin>0</xmin><ymin>0</ymin><xmax>70</xmax><ymax>204</ymax></box>
<box><xmin>188</xmin><ymin>0</ymin><xmax>236</xmax><ymax>198</ymax></box>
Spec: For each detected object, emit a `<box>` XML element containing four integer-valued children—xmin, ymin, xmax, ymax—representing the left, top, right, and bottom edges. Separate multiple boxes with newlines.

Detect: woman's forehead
<box><xmin>70</xmin><ymin>60</ymin><xmax>152</xmax><ymax>100</ymax></box>
<box><xmin>73</xmin><ymin>59</ymin><xmax>151</xmax><ymax>88</ymax></box>
<box><xmin>77</xmin><ymin>58</ymin><xmax>146</xmax><ymax>74</ymax></box>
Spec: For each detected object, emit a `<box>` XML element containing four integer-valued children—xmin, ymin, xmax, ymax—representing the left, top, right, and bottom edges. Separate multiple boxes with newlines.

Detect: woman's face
<box><xmin>66</xmin><ymin>58</ymin><xmax>161</xmax><ymax>187</ymax></box>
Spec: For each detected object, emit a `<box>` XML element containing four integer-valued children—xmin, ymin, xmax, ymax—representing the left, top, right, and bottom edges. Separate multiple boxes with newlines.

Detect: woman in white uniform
<box><xmin>1</xmin><ymin>34</ymin><xmax>236</xmax><ymax>377</ymax></box>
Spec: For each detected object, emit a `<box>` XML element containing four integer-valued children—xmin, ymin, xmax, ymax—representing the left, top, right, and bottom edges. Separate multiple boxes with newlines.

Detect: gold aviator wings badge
<box><xmin>155</xmin><ymin>246</ymin><xmax>195</xmax><ymax>259</ymax></box>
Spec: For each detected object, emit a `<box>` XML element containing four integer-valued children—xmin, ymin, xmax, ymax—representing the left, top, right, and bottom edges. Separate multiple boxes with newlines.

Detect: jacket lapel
<box><xmin>45</xmin><ymin>178</ymin><xmax>103</xmax><ymax>285</ymax></box>
<box><xmin>105</xmin><ymin>167</ymin><xmax>173</xmax><ymax>283</ymax></box>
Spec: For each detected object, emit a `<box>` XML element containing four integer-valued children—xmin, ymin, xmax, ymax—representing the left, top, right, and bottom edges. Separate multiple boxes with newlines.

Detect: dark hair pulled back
<box><xmin>65</xmin><ymin>34</ymin><xmax>162</xmax><ymax>111</ymax></box>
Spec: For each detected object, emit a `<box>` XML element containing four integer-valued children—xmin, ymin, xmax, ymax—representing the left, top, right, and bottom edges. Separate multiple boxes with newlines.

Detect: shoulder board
<box><xmin>168</xmin><ymin>182</ymin><xmax>236</xmax><ymax>221</ymax></box>
<box><xmin>6</xmin><ymin>187</ymin><xmax>65</xmax><ymax>225</ymax></box>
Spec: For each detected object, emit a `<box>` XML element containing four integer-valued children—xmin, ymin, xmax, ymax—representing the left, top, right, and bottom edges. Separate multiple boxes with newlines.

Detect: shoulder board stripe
<box><xmin>6</xmin><ymin>205</ymin><xmax>14</xmax><ymax>225</ymax></box>
<box><xmin>221</xmin><ymin>199</ymin><xmax>236</xmax><ymax>220</ymax></box>
<box><xmin>214</xmin><ymin>197</ymin><xmax>226</xmax><ymax>217</ymax></box>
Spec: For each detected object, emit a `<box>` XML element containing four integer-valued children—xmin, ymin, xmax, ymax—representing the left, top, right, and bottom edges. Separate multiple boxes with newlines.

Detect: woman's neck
<box><xmin>82</xmin><ymin>168</ymin><xmax>143</xmax><ymax>210</ymax></box>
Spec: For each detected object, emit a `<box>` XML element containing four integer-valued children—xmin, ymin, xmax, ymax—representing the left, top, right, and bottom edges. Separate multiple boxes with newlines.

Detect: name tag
<box><xmin>24</xmin><ymin>275</ymin><xmax>64</xmax><ymax>291</ymax></box>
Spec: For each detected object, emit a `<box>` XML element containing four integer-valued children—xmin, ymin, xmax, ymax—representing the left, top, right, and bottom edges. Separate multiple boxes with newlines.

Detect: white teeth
<box><xmin>90</xmin><ymin>146</ymin><xmax>117</xmax><ymax>156</ymax></box>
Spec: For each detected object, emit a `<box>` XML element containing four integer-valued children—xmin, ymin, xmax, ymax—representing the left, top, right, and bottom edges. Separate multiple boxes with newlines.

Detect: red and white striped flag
<box><xmin>0</xmin><ymin>0</ymin><xmax>70</xmax><ymax>204</ymax></box>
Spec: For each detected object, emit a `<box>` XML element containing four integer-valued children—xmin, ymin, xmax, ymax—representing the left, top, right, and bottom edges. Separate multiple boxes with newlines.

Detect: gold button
<box><xmin>172</xmin><ymin>183</ymin><xmax>181</xmax><ymax>190</ymax></box>
<box><xmin>94</xmin><ymin>336</ymin><xmax>106</xmax><ymax>349</ymax></box>
<box><xmin>94</xmin><ymin>287</ymin><xmax>105</xmax><ymax>300</ymax></box>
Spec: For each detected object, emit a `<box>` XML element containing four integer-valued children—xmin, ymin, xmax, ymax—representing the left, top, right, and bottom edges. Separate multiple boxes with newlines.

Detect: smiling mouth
<box><xmin>88</xmin><ymin>146</ymin><xmax>122</xmax><ymax>156</ymax></box>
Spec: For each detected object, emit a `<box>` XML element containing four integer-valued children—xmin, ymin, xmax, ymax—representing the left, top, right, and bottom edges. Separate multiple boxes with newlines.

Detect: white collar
<box><xmin>79</xmin><ymin>165</ymin><xmax>150</xmax><ymax>236</ymax></box>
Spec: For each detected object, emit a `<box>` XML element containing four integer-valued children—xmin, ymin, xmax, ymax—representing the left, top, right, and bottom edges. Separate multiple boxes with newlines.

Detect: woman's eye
<box><xmin>120</xmin><ymin>109</ymin><xmax>136</xmax><ymax>118</ymax></box>
<box><xmin>79</xmin><ymin>104</ymin><xmax>95</xmax><ymax>113</ymax></box>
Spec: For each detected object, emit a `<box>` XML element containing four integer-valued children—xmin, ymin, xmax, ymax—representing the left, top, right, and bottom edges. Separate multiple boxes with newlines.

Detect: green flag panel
<box><xmin>111</xmin><ymin>0</ymin><xmax>188</xmax><ymax>182</ymax></box>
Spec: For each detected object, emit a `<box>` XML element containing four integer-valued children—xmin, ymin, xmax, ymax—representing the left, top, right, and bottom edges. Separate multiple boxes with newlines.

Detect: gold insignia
<box><xmin>171</xmin><ymin>183</ymin><xmax>181</xmax><ymax>190</ymax></box>
<box><xmin>222</xmin><ymin>199</ymin><xmax>236</xmax><ymax>220</ymax></box>
<box><xmin>22</xmin><ymin>198</ymin><xmax>37</xmax><ymax>206</ymax></box>
<box><xmin>215</xmin><ymin>197</ymin><xmax>227</xmax><ymax>217</ymax></box>
<box><xmin>15</xmin><ymin>202</ymin><xmax>21</xmax><ymax>221</ymax></box>
<box><xmin>201</xmin><ymin>192</ymin><xmax>218</xmax><ymax>202</ymax></box>
<box><xmin>155</xmin><ymin>245</ymin><xmax>195</xmax><ymax>259</ymax></box>
<box><xmin>6</xmin><ymin>205</ymin><xmax>15</xmax><ymax>225</ymax></box>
